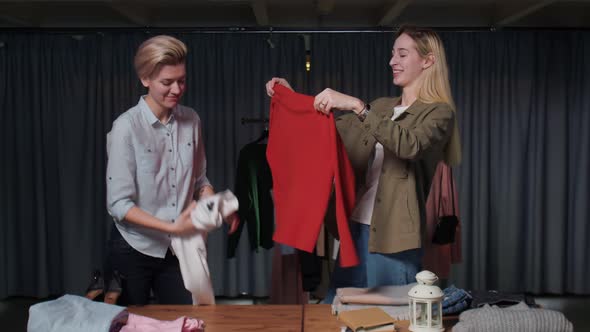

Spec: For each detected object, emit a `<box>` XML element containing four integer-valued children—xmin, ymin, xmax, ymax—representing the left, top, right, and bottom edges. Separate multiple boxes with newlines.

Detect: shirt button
<box><xmin>372</xmin><ymin>227</ymin><xmax>377</xmax><ymax>232</ymax></box>
<box><xmin>167</xmin><ymin>133</ymin><xmax>170</xmax><ymax>136</ymax></box>
<box><xmin>172</xmin><ymin>184</ymin><xmax>176</xmax><ymax>188</ymax></box>
<box><xmin>169</xmin><ymin>149</ymin><xmax>172</xmax><ymax>152</ymax></box>
<box><xmin>188</xmin><ymin>143</ymin><xmax>191</xmax><ymax>146</ymax></box>
<box><xmin>172</xmin><ymin>203</ymin><xmax>176</xmax><ymax>207</ymax></box>
<box><xmin>171</xmin><ymin>167</ymin><xmax>175</xmax><ymax>171</ymax></box>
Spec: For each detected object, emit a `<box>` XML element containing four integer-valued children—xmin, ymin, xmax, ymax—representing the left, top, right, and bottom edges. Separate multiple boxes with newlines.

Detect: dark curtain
<box><xmin>0</xmin><ymin>31</ymin><xmax>306</xmax><ymax>298</ymax></box>
<box><xmin>1</xmin><ymin>30</ymin><xmax>588</xmax><ymax>299</ymax></box>
<box><xmin>440</xmin><ymin>31</ymin><xmax>590</xmax><ymax>294</ymax></box>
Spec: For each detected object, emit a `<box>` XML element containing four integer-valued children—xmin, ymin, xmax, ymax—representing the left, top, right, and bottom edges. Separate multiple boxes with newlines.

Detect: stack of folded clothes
<box><xmin>468</xmin><ymin>289</ymin><xmax>536</xmax><ymax>308</ymax></box>
<box><xmin>28</xmin><ymin>294</ymin><xmax>205</xmax><ymax>332</ymax></box>
<box><xmin>452</xmin><ymin>302</ymin><xmax>573</xmax><ymax>332</ymax></box>
<box><xmin>442</xmin><ymin>285</ymin><xmax>472</xmax><ymax>315</ymax></box>
<box><xmin>332</xmin><ymin>283</ymin><xmax>416</xmax><ymax>320</ymax></box>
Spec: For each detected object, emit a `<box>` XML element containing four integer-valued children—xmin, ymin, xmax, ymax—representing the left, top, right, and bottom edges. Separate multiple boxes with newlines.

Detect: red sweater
<box><xmin>266</xmin><ymin>85</ymin><xmax>359</xmax><ymax>267</ymax></box>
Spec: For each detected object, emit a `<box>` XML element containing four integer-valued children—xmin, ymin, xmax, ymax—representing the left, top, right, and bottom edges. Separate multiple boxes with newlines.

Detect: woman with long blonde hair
<box><xmin>266</xmin><ymin>25</ymin><xmax>461</xmax><ymax>303</ymax></box>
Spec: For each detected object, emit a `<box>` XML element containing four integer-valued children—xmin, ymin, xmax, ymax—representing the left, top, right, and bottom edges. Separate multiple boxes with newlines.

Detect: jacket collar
<box><xmin>376</xmin><ymin>96</ymin><xmax>427</xmax><ymax>119</ymax></box>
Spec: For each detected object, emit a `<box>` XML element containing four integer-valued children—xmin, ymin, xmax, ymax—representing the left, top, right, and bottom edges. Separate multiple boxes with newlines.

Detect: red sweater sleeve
<box><xmin>266</xmin><ymin>85</ymin><xmax>358</xmax><ymax>267</ymax></box>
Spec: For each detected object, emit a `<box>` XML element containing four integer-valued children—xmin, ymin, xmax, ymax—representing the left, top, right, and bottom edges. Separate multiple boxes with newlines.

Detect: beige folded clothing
<box><xmin>336</xmin><ymin>283</ymin><xmax>416</xmax><ymax>305</ymax></box>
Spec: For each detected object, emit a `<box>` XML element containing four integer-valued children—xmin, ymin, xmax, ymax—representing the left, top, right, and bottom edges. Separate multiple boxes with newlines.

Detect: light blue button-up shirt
<box><xmin>106</xmin><ymin>96</ymin><xmax>210</xmax><ymax>258</ymax></box>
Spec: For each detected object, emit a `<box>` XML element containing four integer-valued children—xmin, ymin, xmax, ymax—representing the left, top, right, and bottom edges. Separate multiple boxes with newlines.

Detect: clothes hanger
<box><xmin>252</xmin><ymin>127</ymin><xmax>269</xmax><ymax>144</ymax></box>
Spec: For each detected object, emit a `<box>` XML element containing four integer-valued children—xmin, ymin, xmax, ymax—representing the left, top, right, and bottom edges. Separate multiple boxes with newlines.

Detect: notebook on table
<box><xmin>337</xmin><ymin>307</ymin><xmax>396</xmax><ymax>332</ymax></box>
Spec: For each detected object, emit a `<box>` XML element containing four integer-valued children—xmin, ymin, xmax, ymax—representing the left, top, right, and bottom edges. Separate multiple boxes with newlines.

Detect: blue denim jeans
<box><xmin>442</xmin><ymin>285</ymin><xmax>472</xmax><ymax>314</ymax></box>
<box><xmin>322</xmin><ymin>222</ymin><xmax>422</xmax><ymax>303</ymax></box>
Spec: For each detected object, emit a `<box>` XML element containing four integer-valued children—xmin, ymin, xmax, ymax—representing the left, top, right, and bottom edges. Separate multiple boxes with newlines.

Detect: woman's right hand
<box><xmin>265</xmin><ymin>77</ymin><xmax>293</xmax><ymax>97</ymax></box>
<box><xmin>169</xmin><ymin>201</ymin><xmax>197</xmax><ymax>235</ymax></box>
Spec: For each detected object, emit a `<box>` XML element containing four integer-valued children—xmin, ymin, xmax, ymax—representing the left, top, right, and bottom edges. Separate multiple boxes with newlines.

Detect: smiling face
<box><xmin>141</xmin><ymin>63</ymin><xmax>186</xmax><ymax>113</ymax></box>
<box><xmin>389</xmin><ymin>33</ymin><xmax>430</xmax><ymax>89</ymax></box>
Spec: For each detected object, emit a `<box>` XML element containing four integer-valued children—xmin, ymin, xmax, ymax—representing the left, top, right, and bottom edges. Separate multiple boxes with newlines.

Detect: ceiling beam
<box><xmin>495</xmin><ymin>0</ymin><xmax>556</xmax><ymax>26</ymax></box>
<box><xmin>0</xmin><ymin>14</ymin><xmax>32</xmax><ymax>26</ymax></box>
<box><xmin>108</xmin><ymin>2</ymin><xmax>150</xmax><ymax>26</ymax></box>
<box><xmin>0</xmin><ymin>0</ymin><xmax>108</xmax><ymax>2</ymax></box>
<box><xmin>317</xmin><ymin>0</ymin><xmax>336</xmax><ymax>15</ymax></box>
<box><xmin>379</xmin><ymin>0</ymin><xmax>413</xmax><ymax>26</ymax></box>
<box><xmin>251</xmin><ymin>0</ymin><xmax>269</xmax><ymax>26</ymax></box>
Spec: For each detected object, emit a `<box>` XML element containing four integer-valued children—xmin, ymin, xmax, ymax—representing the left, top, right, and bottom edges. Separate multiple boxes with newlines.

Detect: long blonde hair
<box><xmin>397</xmin><ymin>25</ymin><xmax>462</xmax><ymax>166</ymax></box>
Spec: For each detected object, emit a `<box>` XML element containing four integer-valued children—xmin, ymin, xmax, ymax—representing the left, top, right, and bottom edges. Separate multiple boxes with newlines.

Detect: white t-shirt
<box><xmin>350</xmin><ymin>105</ymin><xmax>409</xmax><ymax>225</ymax></box>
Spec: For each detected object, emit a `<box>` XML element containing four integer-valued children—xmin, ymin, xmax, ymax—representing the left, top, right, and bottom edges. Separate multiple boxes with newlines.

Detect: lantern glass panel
<box><xmin>432</xmin><ymin>302</ymin><xmax>441</xmax><ymax>325</ymax></box>
<box><xmin>416</xmin><ymin>302</ymin><xmax>428</xmax><ymax>326</ymax></box>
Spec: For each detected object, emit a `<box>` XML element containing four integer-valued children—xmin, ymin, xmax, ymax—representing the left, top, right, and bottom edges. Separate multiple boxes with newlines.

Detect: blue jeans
<box><xmin>322</xmin><ymin>222</ymin><xmax>422</xmax><ymax>303</ymax></box>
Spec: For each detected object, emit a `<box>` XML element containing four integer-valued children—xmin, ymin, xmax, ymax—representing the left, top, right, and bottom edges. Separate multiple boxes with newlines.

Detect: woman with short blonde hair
<box><xmin>106</xmin><ymin>35</ymin><xmax>214</xmax><ymax>305</ymax></box>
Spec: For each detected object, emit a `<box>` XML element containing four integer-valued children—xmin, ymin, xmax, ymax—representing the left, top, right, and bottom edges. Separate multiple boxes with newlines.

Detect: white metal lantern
<box><xmin>408</xmin><ymin>270</ymin><xmax>444</xmax><ymax>332</ymax></box>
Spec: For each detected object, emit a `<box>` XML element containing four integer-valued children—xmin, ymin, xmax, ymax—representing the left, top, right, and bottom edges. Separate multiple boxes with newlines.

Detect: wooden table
<box><xmin>303</xmin><ymin>304</ymin><xmax>456</xmax><ymax>331</ymax></box>
<box><xmin>128</xmin><ymin>304</ymin><xmax>303</xmax><ymax>332</ymax></box>
<box><xmin>128</xmin><ymin>304</ymin><xmax>457</xmax><ymax>331</ymax></box>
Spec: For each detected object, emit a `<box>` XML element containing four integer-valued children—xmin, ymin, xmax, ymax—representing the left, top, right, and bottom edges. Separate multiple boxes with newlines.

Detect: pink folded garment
<box><xmin>120</xmin><ymin>313</ymin><xmax>205</xmax><ymax>332</ymax></box>
<box><xmin>336</xmin><ymin>283</ymin><xmax>416</xmax><ymax>305</ymax></box>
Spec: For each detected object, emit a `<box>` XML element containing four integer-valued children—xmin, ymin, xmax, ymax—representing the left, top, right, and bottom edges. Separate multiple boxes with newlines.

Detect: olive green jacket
<box><xmin>335</xmin><ymin>97</ymin><xmax>456</xmax><ymax>254</ymax></box>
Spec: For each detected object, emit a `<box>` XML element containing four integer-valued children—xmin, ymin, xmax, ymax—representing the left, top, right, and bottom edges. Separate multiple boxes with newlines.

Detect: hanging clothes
<box><xmin>269</xmin><ymin>243</ymin><xmax>307</xmax><ymax>304</ymax></box>
<box><xmin>266</xmin><ymin>85</ymin><xmax>358</xmax><ymax>267</ymax></box>
<box><xmin>422</xmin><ymin>161</ymin><xmax>462</xmax><ymax>278</ymax></box>
<box><xmin>227</xmin><ymin>143</ymin><xmax>274</xmax><ymax>258</ymax></box>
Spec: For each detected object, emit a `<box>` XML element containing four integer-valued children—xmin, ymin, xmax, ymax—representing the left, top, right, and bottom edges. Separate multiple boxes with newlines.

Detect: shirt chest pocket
<box><xmin>179</xmin><ymin>135</ymin><xmax>195</xmax><ymax>167</ymax></box>
<box><xmin>137</xmin><ymin>146</ymin><xmax>160</xmax><ymax>174</ymax></box>
<box><xmin>382</xmin><ymin>153</ymin><xmax>408</xmax><ymax>178</ymax></box>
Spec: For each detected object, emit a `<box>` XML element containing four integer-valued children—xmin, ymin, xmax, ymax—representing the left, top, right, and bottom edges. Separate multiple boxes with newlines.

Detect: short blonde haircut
<box><xmin>134</xmin><ymin>35</ymin><xmax>187</xmax><ymax>80</ymax></box>
<box><xmin>396</xmin><ymin>25</ymin><xmax>462</xmax><ymax>166</ymax></box>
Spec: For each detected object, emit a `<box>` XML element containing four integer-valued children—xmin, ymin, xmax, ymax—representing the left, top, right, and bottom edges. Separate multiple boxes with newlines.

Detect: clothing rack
<box><xmin>241</xmin><ymin>117</ymin><xmax>269</xmax><ymax>125</ymax></box>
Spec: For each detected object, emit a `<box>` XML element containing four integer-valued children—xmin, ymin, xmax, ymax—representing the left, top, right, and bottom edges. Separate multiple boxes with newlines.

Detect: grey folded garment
<box><xmin>28</xmin><ymin>294</ymin><xmax>128</xmax><ymax>332</ymax></box>
<box><xmin>336</xmin><ymin>283</ymin><xmax>417</xmax><ymax>305</ymax></box>
<box><xmin>452</xmin><ymin>302</ymin><xmax>573</xmax><ymax>332</ymax></box>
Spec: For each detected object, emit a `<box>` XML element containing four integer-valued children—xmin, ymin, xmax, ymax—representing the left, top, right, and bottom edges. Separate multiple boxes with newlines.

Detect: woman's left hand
<box><xmin>314</xmin><ymin>88</ymin><xmax>364</xmax><ymax>115</ymax></box>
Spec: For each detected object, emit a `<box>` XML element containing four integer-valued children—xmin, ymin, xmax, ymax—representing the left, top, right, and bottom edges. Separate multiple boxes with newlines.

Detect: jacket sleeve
<box><xmin>362</xmin><ymin>103</ymin><xmax>455</xmax><ymax>161</ymax></box>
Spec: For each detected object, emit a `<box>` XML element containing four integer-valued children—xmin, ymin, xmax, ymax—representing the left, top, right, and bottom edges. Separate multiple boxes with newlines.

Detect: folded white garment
<box><xmin>170</xmin><ymin>190</ymin><xmax>239</xmax><ymax>305</ymax></box>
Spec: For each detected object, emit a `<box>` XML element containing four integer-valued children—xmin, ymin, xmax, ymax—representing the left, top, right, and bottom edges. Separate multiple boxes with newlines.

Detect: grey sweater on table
<box><xmin>453</xmin><ymin>302</ymin><xmax>573</xmax><ymax>332</ymax></box>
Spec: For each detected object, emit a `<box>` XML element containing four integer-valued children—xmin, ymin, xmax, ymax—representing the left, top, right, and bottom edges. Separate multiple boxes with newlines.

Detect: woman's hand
<box><xmin>314</xmin><ymin>88</ymin><xmax>365</xmax><ymax>115</ymax></box>
<box><xmin>169</xmin><ymin>201</ymin><xmax>198</xmax><ymax>235</ymax></box>
<box><xmin>265</xmin><ymin>77</ymin><xmax>293</xmax><ymax>97</ymax></box>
